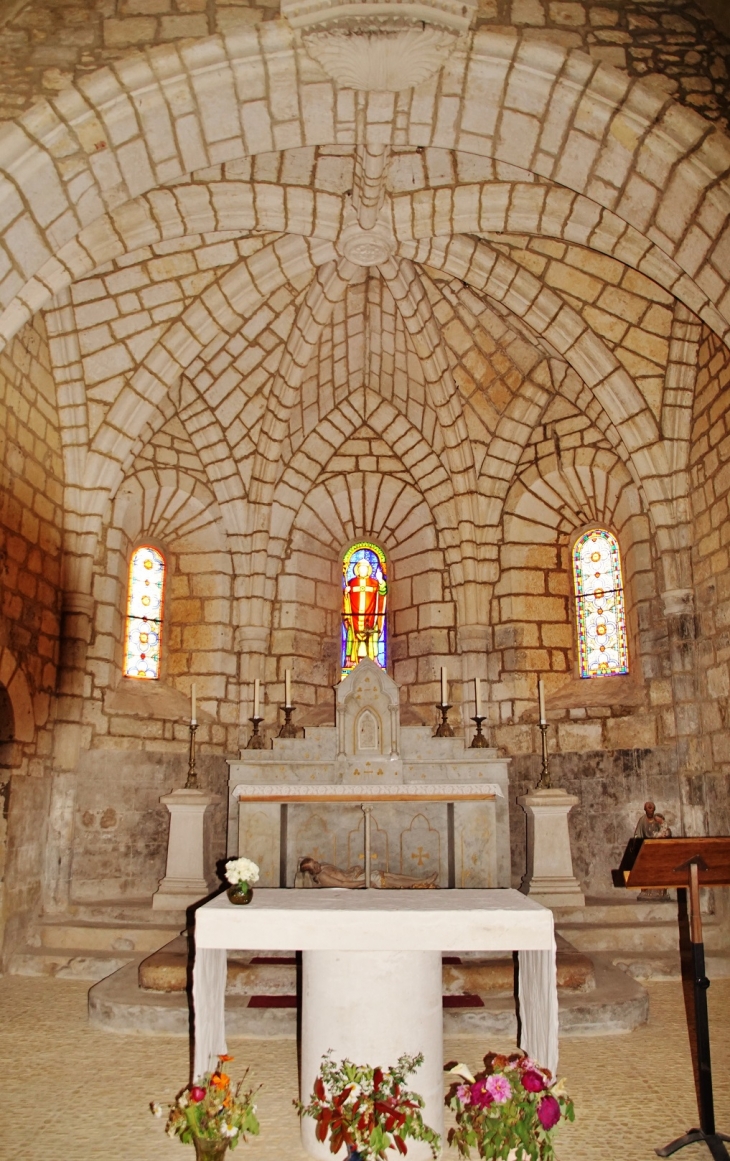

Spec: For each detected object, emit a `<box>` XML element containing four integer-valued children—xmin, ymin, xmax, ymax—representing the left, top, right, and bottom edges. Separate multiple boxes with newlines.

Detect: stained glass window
<box><xmin>573</xmin><ymin>529</ymin><xmax>629</xmax><ymax>678</ymax></box>
<box><xmin>342</xmin><ymin>542</ymin><xmax>387</xmax><ymax>678</ymax></box>
<box><xmin>123</xmin><ymin>545</ymin><xmax>165</xmax><ymax>679</ymax></box>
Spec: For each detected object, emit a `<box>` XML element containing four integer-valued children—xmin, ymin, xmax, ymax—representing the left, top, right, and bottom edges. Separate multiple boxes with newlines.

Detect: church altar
<box><xmin>192</xmin><ymin>888</ymin><xmax>558</xmax><ymax>1161</ymax></box>
<box><xmin>227</xmin><ymin>661</ymin><xmax>512</xmax><ymax>889</ymax></box>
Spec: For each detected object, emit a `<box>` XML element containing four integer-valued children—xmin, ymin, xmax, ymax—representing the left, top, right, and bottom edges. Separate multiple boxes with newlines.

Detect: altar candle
<box><xmin>475</xmin><ymin>677</ymin><xmax>482</xmax><ymax>718</ymax></box>
<box><xmin>441</xmin><ymin>666</ymin><xmax>448</xmax><ymax>707</ymax></box>
<box><xmin>191</xmin><ymin>682</ymin><xmax>196</xmax><ymax>725</ymax></box>
<box><xmin>538</xmin><ymin>678</ymin><xmax>546</xmax><ymax>725</ymax></box>
<box><xmin>253</xmin><ymin>678</ymin><xmax>260</xmax><ymax>719</ymax></box>
<box><xmin>285</xmin><ymin>668</ymin><xmax>292</xmax><ymax>708</ymax></box>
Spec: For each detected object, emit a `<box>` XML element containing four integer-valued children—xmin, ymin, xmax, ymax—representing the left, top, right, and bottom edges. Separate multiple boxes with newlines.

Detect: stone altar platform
<box><xmin>228</xmin><ymin>661</ymin><xmax>511</xmax><ymax>889</ymax></box>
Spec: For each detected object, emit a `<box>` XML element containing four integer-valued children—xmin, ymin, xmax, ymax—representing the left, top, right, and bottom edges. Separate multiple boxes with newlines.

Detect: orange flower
<box><xmin>212</xmin><ymin>1073</ymin><xmax>230</xmax><ymax>1088</ymax></box>
<box><xmin>219</xmin><ymin>1055</ymin><xmax>234</xmax><ymax>1063</ymax></box>
<box><xmin>223</xmin><ymin>1097</ymin><xmax>232</xmax><ymax>1108</ymax></box>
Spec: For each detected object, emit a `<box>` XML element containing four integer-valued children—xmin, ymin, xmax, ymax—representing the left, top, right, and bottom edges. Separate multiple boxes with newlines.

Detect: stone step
<box><xmin>64</xmin><ymin>898</ymin><xmax>189</xmax><ymax>925</ymax></box>
<box><xmin>137</xmin><ymin>937</ymin><xmax>596</xmax><ymax>995</ymax></box>
<box><xmin>36</xmin><ymin>917</ymin><xmax>183</xmax><ymax>953</ymax></box>
<box><xmin>557</xmin><ymin>917</ymin><xmax>728</xmax><ymax>954</ymax></box>
<box><xmin>89</xmin><ymin>952</ymin><xmax>646</xmax><ymax>1039</ymax></box>
<box><xmin>610</xmin><ymin>950</ymin><xmax>730</xmax><ymax>983</ymax></box>
<box><xmin>6</xmin><ymin>945</ymin><xmax>139</xmax><ymax>981</ymax></box>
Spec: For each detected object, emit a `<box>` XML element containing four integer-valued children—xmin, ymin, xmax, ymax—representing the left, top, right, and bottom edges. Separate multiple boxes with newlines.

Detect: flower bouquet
<box><xmin>152</xmin><ymin>1055</ymin><xmax>260</xmax><ymax>1160</ymax></box>
<box><xmin>224</xmin><ymin>857</ymin><xmax>260</xmax><ymax>904</ymax></box>
<box><xmin>296</xmin><ymin>1051</ymin><xmax>441</xmax><ymax>1160</ymax></box>
<box><xmin>446</xmin><ymin>1053</ymin><xmax>573</xmax><ymax>1161</ymax></box>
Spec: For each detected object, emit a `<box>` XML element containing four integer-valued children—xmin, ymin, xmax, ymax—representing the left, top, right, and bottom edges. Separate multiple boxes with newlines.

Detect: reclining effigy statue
<box><xmin>299</xmin><ymin>856</ymin><xmax>438</xmax><ymax>889</ymax></box>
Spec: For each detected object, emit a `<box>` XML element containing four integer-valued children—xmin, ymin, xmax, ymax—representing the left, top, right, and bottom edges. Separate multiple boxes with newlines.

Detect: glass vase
<box><xmin>193</xmin><ymin>1137</ymin><xmax>229</xmax><ymax>1160</ymax></box>
<box><xmin>227</xmin><ymin>883</ymin><xmax>253</xmax><ymax>905</ymax></box>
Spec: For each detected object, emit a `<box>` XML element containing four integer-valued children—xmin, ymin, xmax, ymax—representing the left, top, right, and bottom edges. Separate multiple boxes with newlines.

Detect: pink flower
<box><xmin>521</xmin><ymin>1070</ymin><xmax>546</xmax><ymax>1093</ymax></box>
<box><xmin>470</xmin><ymin>1080</ymin><xmax>494</xmax><ymax>1109</ymax></box>
<box><xmin>485</xmin><ymin>1075</ymin><xmax>512</xmax><ymax>1104</ymax></box>
<box><xmin>537</xmin><ymin>1095</ymin><xmax>561</xmax><ymax>1130</ymax></box>
<box><xmin>456</xmin><ymin>1085</ymin><xmax>472</xmax><ymax>1105</ymax></box>
<box><xmin>189</xmin><ymin>1087</ymin><xmax>206</xmax><ymax>1103</ymax></box>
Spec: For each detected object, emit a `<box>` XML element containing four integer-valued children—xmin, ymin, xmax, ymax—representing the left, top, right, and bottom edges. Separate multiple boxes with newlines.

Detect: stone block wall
<box><xmin>0</xmin><ymin>316</ymin><xmax>64</xmax><ymax>951</ymax></box>
<box><xmin>690</xmin><ymin>325</ymin><xmax>730</xmax><ymax>840</ymax></box>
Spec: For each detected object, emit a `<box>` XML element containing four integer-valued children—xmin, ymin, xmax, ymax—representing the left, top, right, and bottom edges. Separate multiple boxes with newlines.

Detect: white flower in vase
<box><xmin>225</xmin><ymin>856</ymin><xmax>260</xmax><ymax>887</ymax></box>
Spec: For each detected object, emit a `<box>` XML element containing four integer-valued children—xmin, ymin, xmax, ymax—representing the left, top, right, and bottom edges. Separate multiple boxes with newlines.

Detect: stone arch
<box><xmin>500</xmin><ymin>442</ymin><xmax>653</xmax><ymax>684</ymax></box>
<box><xmin>0</xmin><ymin>648</ymin><xmax>34</xmax><ymax>743</ymax></box>
<box><xmin>3</xmin><ymin>29</ymin><xmax>730</xmax><ymax>350</ymax></box>
<box><xmin>93</xmin><ymin>467</ymin><xmax>234</xmax><ymax>705</ymax></box>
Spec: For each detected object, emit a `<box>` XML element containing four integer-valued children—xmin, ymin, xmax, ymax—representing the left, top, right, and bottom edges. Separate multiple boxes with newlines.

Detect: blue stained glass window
<box><xmin>573</xmin><ymin>529</ymin><xmax>629</xmax><ymax>678</ymax></box>
<box><xmin>124</xmin><ymin>545</ymin><xmax>165</xmax><ymax>679</ymax></box>
<box><xmin>341</xmin><ymin>542</ymin><xmax>387</xmax><ymax>678</ymax></box>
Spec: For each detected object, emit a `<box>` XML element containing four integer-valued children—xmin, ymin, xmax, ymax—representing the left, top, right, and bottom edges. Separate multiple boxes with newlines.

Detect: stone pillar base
<box><xmin>518</xmin><ymin>787</ymin><xmax>585</xmax><ymax>910</ymax></box>
<box><xmin>152</xmin><ymin>788</ymin><xmax>221</xmax><ymax>911</ymax></box>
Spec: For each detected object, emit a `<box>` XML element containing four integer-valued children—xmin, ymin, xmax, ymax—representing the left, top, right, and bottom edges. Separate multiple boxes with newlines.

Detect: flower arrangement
<box><xmin>446</xmin><ymin>1053</ymin><xmax>573</xmax><ymax>1161</ymax></box>
<box><xmin>151</xmin><ymin>1055</ymin><xmax>260</xmax><ymax>1156</ymax></box>
<box><xmin>225</xmin><ymin>857</ymin><xmax>260</xmax><ymax>891</ymax></box>
<box><xmin>296</xmin><ymin>1051</ymin><xmax>441</xmax><ymax>1160</ymax></box>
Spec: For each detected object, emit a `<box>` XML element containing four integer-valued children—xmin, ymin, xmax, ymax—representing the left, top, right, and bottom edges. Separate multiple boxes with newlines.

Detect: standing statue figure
<box><xmin>299</xmin><ymin>856</ymin><xmax>438</xmax><ymax>890</ymax></box>
<box><xmin>634</xmin><ymin>801</ymin><xmax>671</xmax><ymax>900</ymax></box>
<box><xmin>343</xmin><ymin>559</ymin><xmax>387</xmax><ymax>668</ymax></box>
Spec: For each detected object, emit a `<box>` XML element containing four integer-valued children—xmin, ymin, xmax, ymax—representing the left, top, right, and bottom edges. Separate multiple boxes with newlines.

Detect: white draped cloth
<box><xmin>192</xmin><ymin>888</ymin><xmax>558</xmax><ymax>1081</ymax></box>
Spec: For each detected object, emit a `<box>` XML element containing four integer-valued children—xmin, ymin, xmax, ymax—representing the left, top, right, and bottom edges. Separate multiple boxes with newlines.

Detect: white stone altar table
<box><xmin>193</xmin><ymin>888</ymin><xmax>557</xmax><ymax>1161</ymax></box>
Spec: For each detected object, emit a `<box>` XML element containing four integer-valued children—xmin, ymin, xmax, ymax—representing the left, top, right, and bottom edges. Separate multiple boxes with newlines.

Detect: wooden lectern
<box><xmin>616</xmin><ymin>837</ymin><xmax>730</xmax><ymax>1161</ymax></box>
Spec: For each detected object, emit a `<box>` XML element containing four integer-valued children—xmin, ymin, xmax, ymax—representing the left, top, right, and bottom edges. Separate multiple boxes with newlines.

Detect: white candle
<box><xmin>538</xmin><ymin>678</ymin><xmax>546</xmax><ymax>725</ymax></box>
<box><xmin>475</xmin><ymin>677</ymin><xmax>482</xmax><ymax>718</ymax></box>
<box><xmin>253</xmin><ymin>678</ymin><xmax>260</xmax><ymax>719</ymax></box>
<box><xmin>440</xmin><ymin>666</ymin><xmax>448</xmax><ymax>706</ymax></box>
<box><xmin>191</xmin><ymin>682</ymin><xmax>196</xmax><ymax>724</ymax></box>
<box><xmin>285</xmin><ymin>668</ymin><xmax>292</xmax><ymax>708</ymax></box>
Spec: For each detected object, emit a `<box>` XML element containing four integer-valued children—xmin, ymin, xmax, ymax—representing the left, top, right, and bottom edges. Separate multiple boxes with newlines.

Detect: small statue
<box><xmin>634</xmin><ymin>801</ymin><xmax>660</xmax><ymax>839</ymax></box>
<box><xmin>299</xmin><ymin>856</ymin><xmax>438</xmax><ymax>889</ymax></box>
<box><xmin>634</xmin><ymin>801</ymin><xmax>671</xmax><ymax>900</ymax></box>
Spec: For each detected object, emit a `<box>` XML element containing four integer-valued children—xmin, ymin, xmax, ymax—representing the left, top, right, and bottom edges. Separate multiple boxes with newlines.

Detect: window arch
<box><xmin>572</xmin><ymin>529</ymin><xmax>629</xmax><ymax>679</ymax></box>
<box><xmin>341</xmin><ymin>542</ymin><xmax>388</xmax><ymax>678</ymax></box>
<box><xmin>123</xmin><ymin>545</ymin><xmax>166</xmax><ymax>679</ymax></box>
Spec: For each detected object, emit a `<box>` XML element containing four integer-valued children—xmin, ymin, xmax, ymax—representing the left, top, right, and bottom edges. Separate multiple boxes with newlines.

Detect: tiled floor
<box><xmin>1</xmin><ymin>975</ymin><xmax>729</xmax><ymax>1160</ymax></box>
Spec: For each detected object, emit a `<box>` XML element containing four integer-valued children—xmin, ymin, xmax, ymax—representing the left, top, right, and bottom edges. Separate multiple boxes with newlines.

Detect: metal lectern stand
<box><xmin>615</xmin><ymin>837</ymin><xmax>730</xmax><ymax>1161</ymax></box>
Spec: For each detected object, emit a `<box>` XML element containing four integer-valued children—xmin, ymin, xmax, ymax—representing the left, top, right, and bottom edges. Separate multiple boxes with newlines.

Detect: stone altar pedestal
<box><xmin>152</xmin><ymin>788</ymin><xmax>221</xmax><ymax>911</ymax></box>
<box><xmin>192</xmin><ymin>888</ymin><xmax>558</xmax><ymax>1161</ymax></box>
<box><xmin>518</xmin><ymin>787</ymin><xmax>585</xmax><ymax>909</ymax></box>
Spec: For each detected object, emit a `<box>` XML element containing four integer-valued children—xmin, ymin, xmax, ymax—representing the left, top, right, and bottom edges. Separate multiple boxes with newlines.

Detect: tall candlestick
<box><xmin>253</xmin><ymin>678</ymin><xmax>260</xmax><ymax>719</ymax></box>
<box><xmin>440</xmin><ymin>666</ymin><xmax>448</xmax><ymax>707</ymax></box>
<box><xmin>538</xmin><ymin>678</ymin><xmax>546</xmax><ymax>725</ymax></box>
<box><xmin>475</xmin><ymin>677</ymin><xmax>482</xmax><ymax>718</ymax></box>
<box><xmin>191</xmin><ymin>682</ymin><xmax>196</xmax><ymax>724</ymax></box>
<box><xmin>285</xmin><ymin>668</ymin><xmax>292</xmax><ymax>708</ymax></box>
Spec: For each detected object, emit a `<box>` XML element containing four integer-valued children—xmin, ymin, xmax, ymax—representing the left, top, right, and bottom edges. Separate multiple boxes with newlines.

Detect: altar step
<box><xmin>88</xmin><ymin>938</ymin><xmax>648</xmax><ymax>1039</ymax></box>
<box><xmin>553</xmin><ymin>896</ymin><xmax>730</xmax><ymax>956</ymax></box>
<box><xmin>5</xmin><ymin>899</ymin><xmax>187</xmax><ymax>981</ymax></box>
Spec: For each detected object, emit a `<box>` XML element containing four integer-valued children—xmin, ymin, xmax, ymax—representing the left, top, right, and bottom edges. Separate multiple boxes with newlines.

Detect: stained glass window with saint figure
<box><xmin>342</xmin><ymin>542</ymin><xmax>387</xmax><ymax>678</ymax></box>
<box><xmin>573</xmin><ymin>529</ymin><xmax>629</xmax><ymax>678</ymax></box>
<box><xmin>124</xmin><ymin>545</ymin><xmax>165</xmax><ymax>679</ymax></box>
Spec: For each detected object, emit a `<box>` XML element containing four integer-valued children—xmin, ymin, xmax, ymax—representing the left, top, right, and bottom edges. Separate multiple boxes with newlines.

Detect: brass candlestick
<box><xmin>246</xmin><ymin>715</ymin><xmax>265</xmax><ymax>749</ymax></box>
<box><xmin>537</xmin><ymin>720</ymin><xmax>551</xmax><ymax>789</ymax></box>
<box><xmin>470</xmin><ymin>714</ymin><xmax>488</xmax><ymax>748</ymax></box>
<box><xmin>435</xmin><ymin>703</ymin><xmax>454</xmax><ymax>737</ymax></box>
<box><xmin>278</xmin><ymin>705</ymin><xmax>297</xmax><ymax>738</ymax></box>
<box><xmin>185</xmin><ymin>720</ymin><xmax>198</xmax><ymax>789</ymax></box>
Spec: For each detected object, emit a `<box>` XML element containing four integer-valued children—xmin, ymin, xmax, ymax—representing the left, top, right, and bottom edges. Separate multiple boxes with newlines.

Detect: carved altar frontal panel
<box><xmin>238</xmin><ymin>803</ymin><xmax>280</xmax><ymax>888</ymax></box>
<box><xmin>283</xmin><ymin>802</ymin><xmax>449</xmax><ymax>886</ymax></box>
<box><xmin>454</xmin><ymin>801</ymin><xmax>497</xmax><ymax>888</ymax></box>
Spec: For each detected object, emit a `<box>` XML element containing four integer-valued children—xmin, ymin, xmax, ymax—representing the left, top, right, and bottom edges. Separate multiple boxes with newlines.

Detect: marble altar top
<box><xmin>194</xmin><ymin>888</ymin><xmax>554</xmax><ymax>951</ymax></box>
<box><xmin>231</xmin><ymin>781</ymin><xmax>503</xmax><ymax>800</ymax></box>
